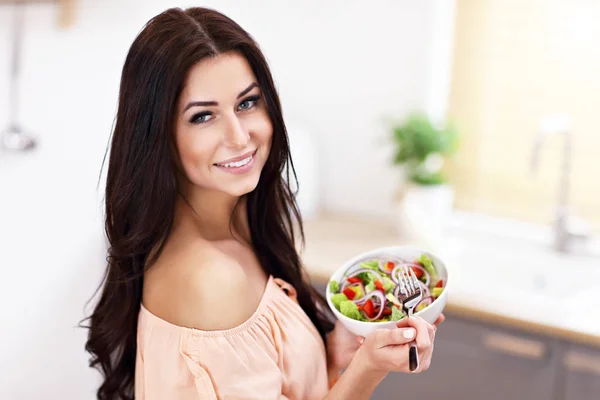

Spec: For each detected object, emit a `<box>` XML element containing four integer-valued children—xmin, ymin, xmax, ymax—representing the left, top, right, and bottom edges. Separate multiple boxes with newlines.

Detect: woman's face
<box><xmin>174</xmin><ymin>52</ymin><xmax>273</xmax><ymax>198</ymax></box>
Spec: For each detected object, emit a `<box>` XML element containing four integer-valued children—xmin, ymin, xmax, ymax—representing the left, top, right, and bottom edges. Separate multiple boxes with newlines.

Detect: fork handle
<box><xmin>409</xmin><ymin>343</ymin><xmax>419</xmax><ymax>372</ymax></box>
<box><xmin>406</xmin><ymin>308</ymin><xmax>419</xmax><ymax>372</ymax></box>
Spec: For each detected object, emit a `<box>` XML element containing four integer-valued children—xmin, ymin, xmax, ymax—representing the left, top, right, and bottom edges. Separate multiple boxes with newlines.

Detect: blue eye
<box><xmin>238</xmin><ymin>95</ymin><xmax>260</xmax><ymax>111</ymax></box>
<box><xmin>190</xmin><ymin>112</ymin><xmax>213</xmax><ymax>124</ymax></box>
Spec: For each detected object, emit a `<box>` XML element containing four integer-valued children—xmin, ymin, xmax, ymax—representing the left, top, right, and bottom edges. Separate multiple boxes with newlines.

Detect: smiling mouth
<box><xmin>214</xmin><ymin>150</ymin><xmax>256</xmax><ymax>168</ymax></box>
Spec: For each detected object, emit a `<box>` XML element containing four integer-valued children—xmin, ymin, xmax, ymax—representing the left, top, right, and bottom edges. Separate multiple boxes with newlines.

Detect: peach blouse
<box><xmin>135</xmin><ymin>275</ymin><xmax>330</xmax><ymax>399</ymax></box>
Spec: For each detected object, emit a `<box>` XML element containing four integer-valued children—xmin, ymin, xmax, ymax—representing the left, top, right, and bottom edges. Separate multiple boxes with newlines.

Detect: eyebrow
<box><xmin>182</xmin><ymin>82</ymin><xmax>259</xmax><ymax>113</ymax></box>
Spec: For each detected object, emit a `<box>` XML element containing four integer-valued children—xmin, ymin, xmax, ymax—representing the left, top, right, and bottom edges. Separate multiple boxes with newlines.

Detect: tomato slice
<box><xmin>363</xmin><ymin>299</ymin><xmax>375</xmax><ymax>318</ymax></box>
<box><xmin>347</xmin><ymin>277</ymin><xmax>363</xmax><ymax>284</ymax></box>
<box><xmin>342</xmin><ymin>287</ymin><xmax>356</xmax><ymax>300</ymax></box>
<box><xmin>411</xmin><ymin>266</ymin><xmax>424</xmax><ymax>279</ymax></box>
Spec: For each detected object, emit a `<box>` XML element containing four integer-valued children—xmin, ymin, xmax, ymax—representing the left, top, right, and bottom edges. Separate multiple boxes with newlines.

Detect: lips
<box><xmin>214</xmin><ymin>150</ymin><xmax>256</xmax><ymax>168</ymax></box>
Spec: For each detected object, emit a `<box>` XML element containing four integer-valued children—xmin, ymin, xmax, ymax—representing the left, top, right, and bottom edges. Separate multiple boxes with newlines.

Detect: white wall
<box><xmin>0</xmin><ymin>0</ymin><xmax>452</xmax><ymax>398</ymax></box>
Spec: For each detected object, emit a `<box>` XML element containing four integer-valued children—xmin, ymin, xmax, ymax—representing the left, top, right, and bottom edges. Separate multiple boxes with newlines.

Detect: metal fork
<box><xmin>397</xmin><ymin>266</ymin><xmax>423</xmax><ymax>372</ymax></box>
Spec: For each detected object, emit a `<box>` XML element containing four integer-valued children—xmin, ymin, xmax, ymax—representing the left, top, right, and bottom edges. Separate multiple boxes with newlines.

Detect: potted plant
<box><xmin>390</xmin><ymin>112</ymin><xmax>460</xmax><ymax>240</ymax></box>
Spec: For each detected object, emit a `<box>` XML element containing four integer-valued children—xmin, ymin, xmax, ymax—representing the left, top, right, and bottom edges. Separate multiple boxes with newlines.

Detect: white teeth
<box><xmin>218</xmin><ymin>154</ymin><xmax>252</xmax><ymax>168</ymax></box>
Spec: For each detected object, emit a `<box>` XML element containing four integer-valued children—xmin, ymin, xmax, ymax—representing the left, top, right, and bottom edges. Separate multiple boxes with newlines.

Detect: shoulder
<box><xmin>143</xmin><ymin>239</ymin><xmax>266</xmax><ymax>331</ymax></box>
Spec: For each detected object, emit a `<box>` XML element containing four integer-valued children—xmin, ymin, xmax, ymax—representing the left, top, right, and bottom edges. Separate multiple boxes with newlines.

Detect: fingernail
<box><xmin>403</xmin><ymin>328</ymin><xmax>415</xmax><ymax>339</ymax></box>
<box><xmin>358</xmin><ymin>337</ymin><xmax>365</xmax><ymax>344</ymax></box>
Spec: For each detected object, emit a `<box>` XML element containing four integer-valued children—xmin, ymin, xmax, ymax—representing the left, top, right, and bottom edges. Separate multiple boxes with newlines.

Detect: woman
<box><xmin>84</xmin><ymin>6</ymin><xmax>443</xmax><ymax>400</ymax></box>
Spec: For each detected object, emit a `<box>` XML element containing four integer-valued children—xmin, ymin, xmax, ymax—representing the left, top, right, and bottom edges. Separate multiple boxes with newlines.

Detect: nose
<box><xmin>223</xmin><ymin>114</ymin><xmax>250</xmax><ymax>149</ymax></box>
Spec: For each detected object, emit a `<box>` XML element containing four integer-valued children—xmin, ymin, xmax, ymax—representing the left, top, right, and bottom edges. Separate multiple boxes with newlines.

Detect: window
<box><xmin>447</xmin><ymin>0</ymin><xmax>600</xmax><ymax>232</ymax></box>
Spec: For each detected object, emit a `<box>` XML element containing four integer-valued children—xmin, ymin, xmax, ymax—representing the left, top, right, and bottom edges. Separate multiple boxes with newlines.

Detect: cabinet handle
<box><xmin>482</xmin><ymin>332</ymin><xmax>546</xmax><ymax>360</ymax></box>
<box><xmin>564</xmin><ymin>351</ymin><xmax>600</xmax><ymax>376</ymax></box>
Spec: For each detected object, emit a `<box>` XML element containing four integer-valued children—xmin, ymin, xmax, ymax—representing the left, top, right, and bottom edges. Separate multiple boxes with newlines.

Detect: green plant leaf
<box><xmin>389</xmin><ymin>111</ymin><xmax>461</xmax><ymax>184</ymax></box>
<box><xmin>409</xmin><ymin>170</ymin><xmax>447</xmax><ymax>185</ymax></box>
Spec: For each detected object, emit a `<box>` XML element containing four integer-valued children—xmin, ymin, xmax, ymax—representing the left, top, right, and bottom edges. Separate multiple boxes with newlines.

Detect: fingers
<box><xmin>417</xmin><ymin>336</ymin><xmax>435</xmax><ymax>372</ymax></box>
<box><xmin>433</xmin><ymin>313</ymin><xmax>445</xmax><ymax>326</ymax></box>
<box><xmin>406</xmin><ymin>316</ymin><xmax>433</xmax><ymax>352</ymax></box>
<box><xmin>374</xmin><ymin>327</ymin><xmax>416</xmax><ymax>348</ymax></box>
<box><xmin>426</xmin><ymin>316</ymin><xmax>438</xmax><ymax>342</ymax></box>
<box><xmin>395</xmin><ymin>317</ymin><xmax>410</xmax><ymax>328</ymax></box>
<box><xmin>396</xmin><ymin>315</ymin><xmax>443</xmax><ymax>330</ymax></box>
<box><xmin>405</xmin><ymin>316</ymin><xmax>436</xmax><ymax>373</ymax></box>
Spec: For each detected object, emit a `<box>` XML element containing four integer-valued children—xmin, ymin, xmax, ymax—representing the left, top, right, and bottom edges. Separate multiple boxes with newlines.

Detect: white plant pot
<box><xmin>396</xmin><ymin>183</ymin><xmax>455</xmax><ymax>245</ymax></box>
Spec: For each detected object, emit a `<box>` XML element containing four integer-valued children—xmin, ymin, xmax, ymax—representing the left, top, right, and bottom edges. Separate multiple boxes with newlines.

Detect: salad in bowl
<box><xmin>326</xmin><ymin>246</ymin><xmax>448</xmax><ymax>337</ymax></box>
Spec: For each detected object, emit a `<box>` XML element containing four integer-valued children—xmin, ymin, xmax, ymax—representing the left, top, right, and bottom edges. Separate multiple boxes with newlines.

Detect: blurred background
<box><xmin>1</xmin><ymin>0</ymin><xmax>599</xmax><ymax>399</ymax></box>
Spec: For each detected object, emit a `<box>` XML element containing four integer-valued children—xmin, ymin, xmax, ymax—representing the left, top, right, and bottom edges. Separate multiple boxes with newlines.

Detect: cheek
<box><xmin>176</xmin><ymin>131</ymin><xmax>217</xmax><ymax>184</ymax></box>
<box><xmin>249</xmin><ymin>112</ymin><xmax>273</xmax><ymax>148</ymax></box>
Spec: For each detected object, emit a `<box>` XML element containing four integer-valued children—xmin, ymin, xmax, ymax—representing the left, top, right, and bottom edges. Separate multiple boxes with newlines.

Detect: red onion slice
<box><xmin>419</xmin><ymin>281</ymin><xmax>431</xmax><ymax>298</ymax></box>
<box><xmin>340</xmin><ymin>278</ymin><xmax>351</xmax><ymax>293</ymax></box>
<box><xmin>345</xmin><ymin>283</ymin><xmax>367</xmax><ymax>305</ymax></box>
<box><xmin>363</xmin><ymin>290</ymin><xmax>386</xmax><ymax>321</ymax></box>
<box><xmin>354</xmin><ymin>296</ymin><xmax>369</xmax><ymax>305</ymax></box>
<box><xmin>393</xmin><ymin>284</ymin><xmax>401</xmax><ymax>299</ymax></box>
<box><xmin>412</xmin><ymin>264</ymin><xmax>431</xmax><ymax>287</ymax></box>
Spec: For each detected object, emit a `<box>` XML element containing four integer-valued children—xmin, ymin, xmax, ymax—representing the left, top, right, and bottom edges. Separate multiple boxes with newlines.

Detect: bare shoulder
<box><xmin>143</xmin><ymin>239</ymin><xmax>267</xmax><ymax>331</ymax></box>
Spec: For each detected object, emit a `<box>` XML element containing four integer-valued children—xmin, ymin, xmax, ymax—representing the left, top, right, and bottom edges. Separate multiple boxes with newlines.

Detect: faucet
<box><xmin>1</xmin><ymin>2</ymin><xmax>37</xmax><ymax>152</ymax></box>
<box><xmin>531</xmin><ymin>114</ymin><xmax>590</xmax><ymax>253</ymax></box>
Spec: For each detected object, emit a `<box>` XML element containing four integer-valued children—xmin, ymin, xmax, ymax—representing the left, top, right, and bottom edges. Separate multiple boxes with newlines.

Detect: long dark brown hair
<box><xmin>82</xmin><ymin>7</ymin><xmax>333</xmax><ymax>400</ymax></box>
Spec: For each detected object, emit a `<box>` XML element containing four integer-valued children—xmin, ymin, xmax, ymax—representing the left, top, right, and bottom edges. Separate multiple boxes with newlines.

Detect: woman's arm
<box><xmin>325</xmin><ymin>314</ymin><xmax>446</xmax><ymax>383</ymax></box>
<box><xmin>325</xmin><ymin>357</ymin><xmax>388</xmax><ymax>399</ymax></box>
<box><xmin>325</xmin><ymin>321</ymin><xmax>361</xmax><ymax>385</ymax></box>
<box><xmin>323</xmin><ymin>316</ymin><xmax>437</xmax><ymax>400</ymax></box>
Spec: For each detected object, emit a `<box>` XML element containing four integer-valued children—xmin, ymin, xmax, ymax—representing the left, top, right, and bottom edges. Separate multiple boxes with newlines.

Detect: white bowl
<box><xmin>326</xmin><ymin>246</ymin><xmax>449</xmax><ymax>337</ymax></box>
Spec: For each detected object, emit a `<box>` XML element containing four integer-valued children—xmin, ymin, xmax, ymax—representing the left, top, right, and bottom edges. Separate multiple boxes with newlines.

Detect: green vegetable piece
<box><xmin>391</xmin><ymin>306</ymin><xmax>405</xmax><ymax>321</ymax></box>
<box><xmin>356</xmin><ymin>271</ymin><xmax>378</xmax><ymax>284</ymax></box>
<box><xmin>359</xmin><ymin>260</ymin><xmax>379</xmax><ymax>270</ymax></box>
<box><xmin>365</xmin><ymin>281</ymin><xmax>376</xmax><ymax>293</ymax></box>
<box><xmin>340</xmin><ymin>300</ymin><xmax>364</xmax><ymax>321</ymax></box>
<box><xmin>382</xmin><ymin>277</ymin><xmax>395</xmax><ymax>293</ymax></box>
<box><xmin>432</xmin><ymin>287</ymin><xmax>443</xmax><ymax>298</ymax></box>
<box><xmin>354</xmin><ymin>272</ymin><xmax>368</xmax><ymax>283</ymax></box>
<box><xmin>386</xmin><ymin>292</ymin><xmax>402</xmax><ymax>307</ymax></box>
<box><xmin>331</xmin><ymin>293</ymin><xmax>348</xmax><ymax>310</ymax></box>
<box><xmin>329</xmin><ymin>280</ymin><xmax>339</xmax><ymax>294</ymax></box>
<box><xmin>418</xmin><ymin>254</ymin><xmax>438</xmax><ymax>281</ymax></box>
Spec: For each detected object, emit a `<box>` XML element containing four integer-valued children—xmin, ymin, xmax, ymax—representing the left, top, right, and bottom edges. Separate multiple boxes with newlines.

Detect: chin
<box><xmin>224</xmin><ymin>175</ymin><xmax>261</xmax><ymax>197</ymax></box>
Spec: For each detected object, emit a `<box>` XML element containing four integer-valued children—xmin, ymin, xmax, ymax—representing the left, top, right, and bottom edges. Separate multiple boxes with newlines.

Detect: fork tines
<box><xmin>398</xmin><ymin>266</ymin><xmax>421</xmax><ymax>299</ymax></box>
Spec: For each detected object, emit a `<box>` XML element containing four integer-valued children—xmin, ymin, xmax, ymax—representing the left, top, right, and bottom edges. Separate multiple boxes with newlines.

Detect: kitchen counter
<box><xmin>300</xmin><ymin>212</ymin><xmax>600</xmax><ymax>349</ymax></box>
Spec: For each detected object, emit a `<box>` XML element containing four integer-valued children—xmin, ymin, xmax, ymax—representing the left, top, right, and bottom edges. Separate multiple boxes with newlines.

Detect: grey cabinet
<box><xmin>563</xmin><ymin>343</ymin><xmax>600</xmax><ymax>400</ymax></box>
<box><xmin>373</xmin><ymin>317</ymin><xmax>561</xmax><ymax>400</ymax></box>
<box><xmin>312</xmin><ymin>282</ymin><xmax>600</xmax><ymax>400</ymax></box>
